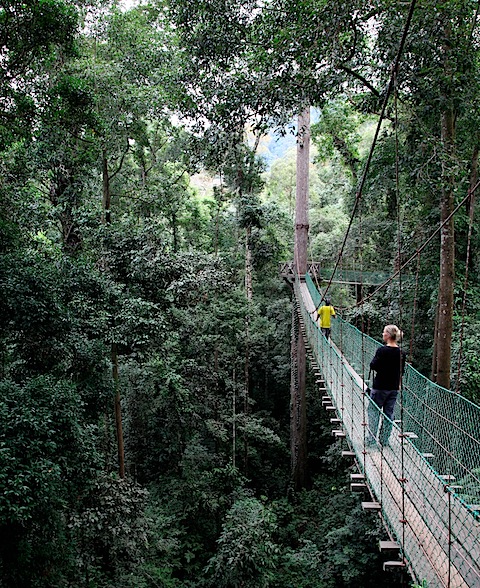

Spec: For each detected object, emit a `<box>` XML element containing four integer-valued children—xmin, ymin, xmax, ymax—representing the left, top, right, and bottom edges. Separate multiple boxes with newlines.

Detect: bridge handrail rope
<box><xmin>299</xmin><ymin>273</ymin><xmax>480</xmax><ymax>587</ymax></box>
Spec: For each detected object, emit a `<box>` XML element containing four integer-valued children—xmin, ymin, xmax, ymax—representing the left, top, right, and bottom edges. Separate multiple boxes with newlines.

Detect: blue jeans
<box><xmin>367</xmin><ymin>389</ymin><xmax>398</xmax><ymax>444</ymax></box>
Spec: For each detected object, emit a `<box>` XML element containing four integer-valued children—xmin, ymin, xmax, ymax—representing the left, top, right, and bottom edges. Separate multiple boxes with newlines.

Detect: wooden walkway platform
<box><xmin>296</xmin><ymin>281</ymin><xmax>480</xmax><ymax>587</ymax></box>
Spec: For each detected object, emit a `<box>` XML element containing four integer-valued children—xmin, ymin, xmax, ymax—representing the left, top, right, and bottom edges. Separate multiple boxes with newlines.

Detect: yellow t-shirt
<box><xmin>318</xmin><ymin>305</ymin><xmax>335</xmax><ymax>328</ymax></box>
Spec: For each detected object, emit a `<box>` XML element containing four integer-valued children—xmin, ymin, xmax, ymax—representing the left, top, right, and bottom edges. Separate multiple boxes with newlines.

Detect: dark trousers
<box><xmin>367</xmin><ymin>389</ymin><xmax>398</xmax><ymax>444</ymax></box>
<box><xmin>321</xmin><ymin>327</ymin><xmax>331</xmax><ymax>339</ymax></box>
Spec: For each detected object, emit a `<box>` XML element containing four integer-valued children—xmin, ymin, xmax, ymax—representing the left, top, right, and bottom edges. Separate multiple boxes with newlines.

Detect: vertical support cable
<box><xmin>394</xmin><ymin>67</ymin><xmax>407</xmax><ymax>559</ymax></box>
<box><xmin>455</xmin><ymin>185</ymin><xmax>476</xmax><ymax>392</ymax></box>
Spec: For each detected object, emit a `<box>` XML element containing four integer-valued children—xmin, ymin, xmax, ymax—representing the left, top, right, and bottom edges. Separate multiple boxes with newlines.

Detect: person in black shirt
<box><xmin>367</xmin><ymin>324</ymin><xmax>406</xmax><ymax>446</ymax></box>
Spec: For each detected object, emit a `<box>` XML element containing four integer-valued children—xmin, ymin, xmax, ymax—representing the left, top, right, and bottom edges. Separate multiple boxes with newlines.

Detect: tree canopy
<box><xmin>0</xmin><ymin>0</ymin><xmax>479</xmax><ymax>586</ymax></box>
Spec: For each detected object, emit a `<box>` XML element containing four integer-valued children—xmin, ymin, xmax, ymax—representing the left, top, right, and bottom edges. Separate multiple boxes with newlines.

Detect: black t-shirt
<box><xmin>370</xmin><ymin>345</ymin><xmax>406</xmax><ymax>391</ymax></box>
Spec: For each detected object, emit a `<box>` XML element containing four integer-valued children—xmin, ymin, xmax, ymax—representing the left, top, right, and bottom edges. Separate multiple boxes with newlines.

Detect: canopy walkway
<box><xmin>295</xmin><ymin>274</ymin><xmax>480</xmax><ymax>587</ymax></box>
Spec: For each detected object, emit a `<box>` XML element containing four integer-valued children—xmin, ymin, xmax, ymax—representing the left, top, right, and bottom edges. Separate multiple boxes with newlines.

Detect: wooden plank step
<box><xmin>383</xmin><ymin>560</ymin><xmax>406</xmax><ymax>572</ymax></box>
<box><xmin>422</xmin><ymin>453</ymin><xmax>434</xmax><ymax>458</ymax></box>
<box><xmin>362</xmin><ymin>501</ymin><xmax>381</xmax><ymax>511</ymax></box>
<box><xmin>351</xmin><ymin>483</ymin><xmax>367</xmax><ymax>492</ymax></box>
<box><xmin>332</xmin><ymin>430</ymin><xmax>345</xmax><ymax>438</ymax></box>
<box><xmin>468</xmin><ymin>504</ymin><xmax>480</xmax><ymax>511</ymax></box>
<box><xmin>351</xmin><ymin>473</ymin><xmax>365</xmax><ymax>480</ymax></box>
<box><xmin>322</xmin><ymin>395</ymin><xmax>330</xmax><ymax>400</ymax></box>
<box><xmin>400</xmin><ymin>431</ymin><xmax>418</xmax><ymax>440</ymax></box>
<box><xmin>379</xmin><ymin>540</ymin><xmax>400</xmax><ymax>552</ymax></box>
<box><xmin>342</xmin><ymin>450</ymin><xmax>356</xmax><ymax>458</ymax></box>
<box><xmin>330</xmin><ymin>418</ymin><xmax>341</xmax><ymax>423</ymax></box>
<box><xmin>439</xmin><ymin>474</ymin><xmax>456</xmax><ymax>482</ymax></box>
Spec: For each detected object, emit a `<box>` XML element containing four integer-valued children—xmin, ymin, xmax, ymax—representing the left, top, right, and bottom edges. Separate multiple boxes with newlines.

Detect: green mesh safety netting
<box><xmin>300</xmin><ymin>273</ymin><xmax>480</xmax><ymax>587</ymax></box>
<box><xmin>309</xmin><ymin>267</ymin><xmax>400</xmax><ymax>285</ymax></box>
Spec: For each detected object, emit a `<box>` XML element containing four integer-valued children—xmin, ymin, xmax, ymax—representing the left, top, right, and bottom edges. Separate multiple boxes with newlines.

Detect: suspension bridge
<box><xmin>295</xmin><ymin>273</ymin><xmax>480</xmax><ymax>588</ymax></box>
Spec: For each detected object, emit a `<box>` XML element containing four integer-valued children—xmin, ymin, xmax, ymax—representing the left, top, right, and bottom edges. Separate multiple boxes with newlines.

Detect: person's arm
<box><xmin>370</xmin><ymin>347</ymin><xmax>382</xmax><ymax>371</ymax></box>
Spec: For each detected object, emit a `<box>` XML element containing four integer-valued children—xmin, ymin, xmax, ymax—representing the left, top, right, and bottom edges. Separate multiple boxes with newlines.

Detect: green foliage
<box><xmin>205</xmin><ymin>495</ymin><xmax>280</xmax><ymax>588</ymax></box>
<box><xmin>69</xmin><ymin>475</ymin><xmax>151</xmax><ymax>585</ymax></box>
<box><xmin>412</xmin><ymin>581</ymin><xmax>428</xmax><ymax>588</ymax></box>
<box><xmin>312</xmin><ymin>100</ymin><xmax>365</xmax><ymax>179</ymax></box>
<box><xmin>0</xmin><ymin>376</ymin><xmax>101</xmax><ymax>586</ymax></box>
<box><xmin>1</xmin><ymin>1</ymin><xmax>480</xmax><ymax>586</ymax></box>
<box><xmin>0</xmin><ymin>0</ymin><xmax>78</xmax><ymax>149</ymax></box>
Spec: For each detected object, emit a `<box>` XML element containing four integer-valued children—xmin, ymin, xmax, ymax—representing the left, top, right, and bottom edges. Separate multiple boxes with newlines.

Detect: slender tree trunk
<box><xmin>435</xmin><ymin>27</ymin><xmax>456</xmax><ymax>390</ymax></box>
<box><xmin>245</xmin><ymin>225</ymin><xmax>253</xmax><ymax>300</ymax></box>
<box><xmin>102</xmin><ymin>151</ymin><xmax>126</xmax><ymax>477</ymax></box>
<box><xmin>112</xmin><ymin>343</ymin><xmax>125</xmax><ymax>478</ymax></box>
<box><xmin>243</xmin><ymin>223</ymin><xmax>253</xmax><ymax>474</ymax></box>
<box><xmin>291</xmin><ymin>105</ymin><xmax>310</xmax><ymax>490</ymax></box>
<box><xmin>172</xmin><ymin>210</ymin><xmax>178</xmax><ymax>252</ymax></box>
<box><xmin>102</xmin><ymin>151</ymin><xmax>111</xmax><ymax>225</ymax></box>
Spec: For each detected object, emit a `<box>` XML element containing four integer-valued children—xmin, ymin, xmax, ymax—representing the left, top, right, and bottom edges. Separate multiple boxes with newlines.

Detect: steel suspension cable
<box><xmin>455</xmin><ymin>185</ymin><xmax>476</xmax><ymax>393</ymax></box>
<box><xmin>393</xmin><ymin>72</ymin><xmax>407</xmax><ymax>563</ymax></box>
<box><xmin>347</xmin><ymin>180</ymin><xmax>480</xmax><ymax>309</ymax></box>
<box><xmin>321</xmin><ymin>0</ymin><xmax>418</xmax><ymax>302</ymax></box>
<box><xmin>408</xmin><ymin>253</ymin><xmax>421</xmax><ymax>363</ymax></box>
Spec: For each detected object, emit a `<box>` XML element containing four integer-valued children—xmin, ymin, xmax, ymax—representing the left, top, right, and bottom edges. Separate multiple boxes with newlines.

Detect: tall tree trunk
<box><xmin>290</xmin><ymin>305</ymin><xmax>307</xmax><ymax>491</ymax></box>
<box><xmin>291</xmin><ymin>105</ymin><xmax>310</xmax><ymax>490</ymax></box>
<box><xmin>435</xmin><ymin>27</ymin><xmax>455</xmax><ymax>390</ymax></box>
<box><xmin>294</xmin><ymin>107</ymin><xmax>310</xmax><ymax>278</ymax></box>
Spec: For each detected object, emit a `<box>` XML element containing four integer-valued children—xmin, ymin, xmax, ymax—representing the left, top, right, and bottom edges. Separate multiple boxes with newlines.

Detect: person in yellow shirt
<box><xmin>317</xmin><ymin>298</ymin><xmax>336</xmax><ymax>339</ymax></box>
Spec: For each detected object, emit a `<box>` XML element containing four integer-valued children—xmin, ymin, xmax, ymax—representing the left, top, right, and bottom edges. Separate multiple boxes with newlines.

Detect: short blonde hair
<box><xmin>384</xmin><ymin>324</ymin><xmax>403</xmax><ymax>342</ymax></box>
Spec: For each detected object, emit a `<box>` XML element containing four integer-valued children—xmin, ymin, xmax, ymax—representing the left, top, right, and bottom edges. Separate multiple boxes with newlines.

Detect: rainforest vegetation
<box><xmin>1</xmin><ymin>0</ymin><xmax>479</xmax><ymax>586</ymax></box>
